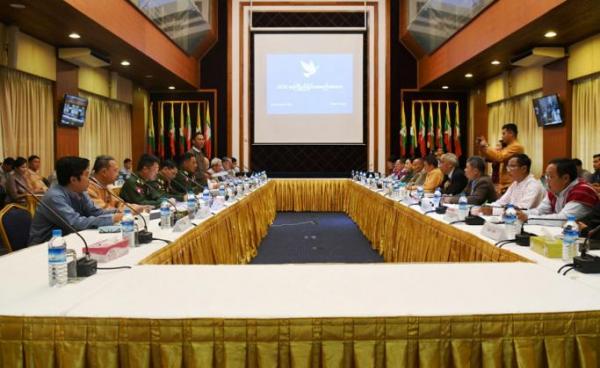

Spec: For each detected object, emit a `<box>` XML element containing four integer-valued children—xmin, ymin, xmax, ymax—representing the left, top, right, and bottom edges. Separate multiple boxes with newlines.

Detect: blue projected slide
<box><xmin>266</xmin><ymin>54</ymin><xmax>353</xmax><ymax>115</ymax></box>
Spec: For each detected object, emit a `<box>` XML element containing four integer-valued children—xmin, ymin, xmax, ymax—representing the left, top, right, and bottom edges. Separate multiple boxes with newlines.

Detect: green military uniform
<box><xmin>148</xmin><ymin>173</ymin><xmax>184</xmax><ymax>202</ymax></box>
<box><xmin>171</xmin><ymin>170</ymin><xmax>204</xmax><ymax>195</ymax></box>
<box><xmin>119</xmin><ymin>174</ymin><xmax>164</xmax><ymax>208</ymax></box>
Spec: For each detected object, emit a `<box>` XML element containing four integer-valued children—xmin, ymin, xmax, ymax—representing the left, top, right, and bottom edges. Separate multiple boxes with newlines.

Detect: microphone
<box><xmin>516</xmin><ymin>217</ymin><xmax>568</xmax><ymax>246</ymax></box>
<box><xmin>89</xmin><ymin>177</ymin><xmax>153</xmax><ymax>244</ymax></box>
<box><xmin>16</xmin><ymin>181</ymin><xmax>97</xmax><ymax>277</ymax></box>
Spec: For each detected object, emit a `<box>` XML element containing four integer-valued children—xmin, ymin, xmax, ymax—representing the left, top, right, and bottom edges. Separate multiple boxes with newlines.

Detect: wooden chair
<box><xmin>25</xmin><ymin>194</ymin><xmax>38</xmax><ymax>216</ymax></box>
<box><xmin>0</xmin><ymin>204</ymin><xmax>32</xmax><ymax>253</ymax></box>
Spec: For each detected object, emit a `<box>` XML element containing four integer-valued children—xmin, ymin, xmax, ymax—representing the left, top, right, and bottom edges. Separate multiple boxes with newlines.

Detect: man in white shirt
<box><xmin>518</xmin><ymin>158</ymin><xmax>600</xmax><ymax>226</ymax></box>
<box><xmin>481</xmin><ymin>154</ymin><xmax>545</xmax><ymax>215</ymax></box>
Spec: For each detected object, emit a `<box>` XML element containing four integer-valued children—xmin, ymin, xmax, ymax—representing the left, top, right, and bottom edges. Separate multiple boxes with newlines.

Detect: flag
<box><xmin>410</xmin><ymin>102</ymin><xmax>417</xmax><ymax>156</ymax></box>
<box><xmin>168</xmin><ymin>103</ymin><xmax>175</xmax><ymax>156</ymax></box>
<box><xmin>454</xmin><ymin>102</ymin><xmax>462</xmax><ymax>157</ymax></box>
<box><xmin>427</xmin><ymin>103</ymin><xmax>434</xmax><ymax>151</ymax></box>
<box><xmin>204</xmin><ymin>104</ymin><xmax>212</xmax><ymax>159</ymax></box>
<box><xmin>418</xmin><ymin>103</ymin><xmax>426</xmax><ymax>157</ymax></box>
<box><xmin>400</xmin><ymin>101</ymin><xmax>407</xmax><ymax>157</ymax></box>
<box><xmin>158</xmin><ymin>102</ymin><xmax>165</xmax><ymax>159</ymax></box>
<box><xmin>436</xmin><ymin>103</ymin><xmax>443</xmax><ymax>149</ymax></box>
<box><xmin>185</xmin><ymin>103</ymin><xmax>192</xmax><ymax>151</ymax></box>
<box><xmin>444</xmin><ymin>102</ymin><xmax>452</xmax><ymax>152</ymax></box>
<box><xmin>179</xmin><ymin>103</ymin><xmax>186</xmax><ymax>155</ymax></box>
<box><xmin>146</xmin><ymin>102</ymin><xmax>155</xmax><ymax>154</ymax></box>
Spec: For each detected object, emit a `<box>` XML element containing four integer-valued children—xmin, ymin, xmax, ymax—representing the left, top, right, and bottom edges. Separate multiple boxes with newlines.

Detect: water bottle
<box><xmin>121</xmin><ymin>208</ymin><xmax>136</xmax><ymax>247</ymax></box>
<box><xmin>503</xmin><ymin>204</ymin><xmax>518</xmax><ymax>240</ymax></box>
<box><xmin>458</xmin><ymin>193</ymin><xmax>468</xmax><ymax>221</ymax></box>
<box><xmin>416</xmin><ymin>186</ymin><xmax>424</xmax><ymax>201</ymax></box>
<box><xmin>432</xmin><ymin>187</ymin><xmax>442</xmax><ymax>208</ymax></box>
<box><xmin>219</xmin><ymin>185</ymin><xmax>226</xmax><ymax>198</ymax></box>
<box><xmin>562</xmin><ymin>215</ymin><xmax>579</xmax><ymax>262</ymax></box>
<box><xmin>187</xmin><ymin>191</ymin><xmax>197</xmax><ymax>219</ymax></box>
<box><xmin>48</xmin><ymin>229</ymin><xmax>67</xmax><ymax>287</ymax></box>
<box><xmin>160</xmin><ymin>200</ymin><xmax>172</xmax><ymax>229</ymax></box>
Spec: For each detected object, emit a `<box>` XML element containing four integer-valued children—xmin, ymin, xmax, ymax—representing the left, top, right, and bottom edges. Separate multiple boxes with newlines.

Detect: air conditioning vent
<box><xmin>510</xmin><ymin>47</ymin><xmax>566</xmax><ymax>68</ymax></box>
<box><xmin>58</xmin><ymin>48</ymin><xmax>110</xmax><ymax>68</ymax></box>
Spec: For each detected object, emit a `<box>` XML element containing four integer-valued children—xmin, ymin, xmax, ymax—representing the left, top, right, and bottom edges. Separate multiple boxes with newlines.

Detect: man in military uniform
<box><xmin>187</xmin><ymin>132</ymin><xmax>209</xmax><ymax>185</ymax></box>
<box><xmin>172</xmin><ymin>152</ymin><xmax>203</xmax><ymax>195</ymax></box>
<box><xmin>148</xmin><ymin>160</ymin><xmax>184</xmax><ymax>202</ymax></box>
<box><xmin>120</xmin><ymin>154</ymin><xmax>164</xmax><ymax>208</ymax></box>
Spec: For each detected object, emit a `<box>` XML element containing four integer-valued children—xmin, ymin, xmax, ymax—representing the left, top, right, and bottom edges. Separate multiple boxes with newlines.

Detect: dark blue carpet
<box><xmin>250</xmin><ymin>212</ymin><xmax>383</xmax><ymax>264</ymax></box>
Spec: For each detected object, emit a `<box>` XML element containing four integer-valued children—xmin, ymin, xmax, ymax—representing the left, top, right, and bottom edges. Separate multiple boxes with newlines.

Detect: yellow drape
<box><xmin>78</xmin><ymin>93</ymin><xmax>132</xmax><ymax>166</ymax></box>
<box><xmin>487</xmin><ymin>92</ymin><xmax>543</xmax><ymax>177</ymax></box>
<box><xmin>0</xmin><ymin>67</ymin><xmax>54</xmax><ymax>176</ymax></box>
<box><xmin>572</xmin><ymin>74</ymin><xmax>600</xmax><ymax>171</ymax></box>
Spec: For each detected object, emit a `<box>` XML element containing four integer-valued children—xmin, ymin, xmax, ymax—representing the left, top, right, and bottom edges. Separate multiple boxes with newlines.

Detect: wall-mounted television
<box><xmin>533</xmin><ymin>94</ymin><xmax>563</xmax><ymax>127</ymax></box>
<box><xmin>59</xmin><ymin>94</ymin><xmax>88</xmax><ymax>127</ymax></box>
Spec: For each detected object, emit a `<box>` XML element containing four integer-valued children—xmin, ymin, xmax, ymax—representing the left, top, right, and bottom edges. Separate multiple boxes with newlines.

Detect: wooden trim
<box><xmin>239</xmin><ymin>4</ymin><xmax>245</xmax><ymax>169</ymax></box>
<box><xmin>198</xmin><ymin>89</ymin><xmax>219</xmax><ymax>158</ymax></box>
<box><xmin>385</xmin><ymin>0</ymin><xmax>391</xmax><ymax>166</ymax></box>
<box><xmin>227</xmin><ymin>0</ymin><xmax>233</xmax><ymax>157</ymax></box>
<box><xmin>373</xmin><ymin>3</ymin><xmax>379</xmax><ymax>170</ymax></box>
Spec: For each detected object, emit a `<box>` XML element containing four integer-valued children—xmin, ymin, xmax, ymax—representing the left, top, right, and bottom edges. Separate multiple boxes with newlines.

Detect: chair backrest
<box><xmin>0</xmin><ymin>204</ymin><xmax>33</xmax><ymax>253</ymax></box>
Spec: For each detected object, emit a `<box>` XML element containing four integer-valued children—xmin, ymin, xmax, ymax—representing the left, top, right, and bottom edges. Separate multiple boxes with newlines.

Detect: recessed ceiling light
<box><xmin>68</xmin><ymin>33</ymin><xmax>81</xmax><ymax>39</ymax></box>
<box><xmin>120</xmin><ymin>60</ymin><xmax>131</xmax><ymax>66</ymax></box>
<box><xmin>544</xmin><ymin>31</ymin><xmax>557</xmax><ymax>38</ymax></box>
<box><xmin>465</xmin><ymin>73</ymin><xmax>473</xmax><ymax>78</ymax></box>
<box><xmin>145</xmin><ymin>75</ymin><xmax>153</xmax><ymax>79</ymax></box>
<box><xmin>9</xmin><ymin>3</ymin><xmax>26</xmax><ymax>9</ymax></box>
<box><xmin>442</xmin><ymin>86</ymin><xmax>449</xmax><ymax>90</ymax></box>
<box><xmin>168</xmin><ymin>86</ymin><xmax>175</xmax><ymax>90</ymax></box>
<box><xmin>491</xmin><ymin>60</ymin><xmax>501</xmax><ymax>65</ymax></box>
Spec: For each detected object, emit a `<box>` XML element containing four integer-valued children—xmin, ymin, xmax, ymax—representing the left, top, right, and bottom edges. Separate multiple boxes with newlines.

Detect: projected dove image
<box><xmin>266</xmin><ymin>54</ymin><xmax>353</xmax><ymax>115</ymax></box>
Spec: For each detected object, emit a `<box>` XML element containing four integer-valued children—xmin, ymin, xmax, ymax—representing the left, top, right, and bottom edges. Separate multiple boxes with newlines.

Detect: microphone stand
<box><xmin>89</xmin><ymin>177</ymin><xmax>153</xmax><ymax>244</ymax></box>
<box><xmin>516</xmin><ymin>217</ymin><xmax>568</xmax><ymax>246</ymax></box>
<box><xmin>16</xmin><ymin>181</ymin><xmax>97</xmax><ymax>277</ymax></box>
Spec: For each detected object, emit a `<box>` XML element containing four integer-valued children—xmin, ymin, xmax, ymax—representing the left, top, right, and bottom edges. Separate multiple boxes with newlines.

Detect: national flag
<box><xmin>427</xmin><ymin>103</ymin><xmax>434</xmax><ymax>151</ymax></box>
<box><xmin>436</xmin><ymin>103</ymin><xmax>443</xmax><ymax>149</ymax></box>
<box><xmin>168</xmin><ymin>103</ymin><xmax>176</xmax><ymax>156</ymax></box>
<box><xmin>444</xmin><ymin>102</ymin><xmax>452</xmax><ymax>152</ymax></box>
<box><xmin>179</xmin><ymin>103</ymin><xmax>186</xmax><ymax>155</ymax></box>
<box><xmin>454</xmin><ymin>102</ymin><xmax>462</xmax><ymax>157</ymax></box>
<box><xmin>204</xmin><ymin>104</ymin><xmax>212</xmax><ymax>159</ymax></box>
<box><xmin>400</xmin><ymin>101</ymin><xmax>407</xmax><ymax>157</ymax></box>
<box><xmin>185</xmin><ymin>103</ymin><xmax>192</xmax><ymax>151</ymax></box>
<box><xmin>158</xmin><ymin>102</ymin><xmax>165</xmax><ymax>159</ymax></box>
<box><xmin>146</xmin><ymin>102</ymin><xmax>155</xmax><ymax>154</ymax></box>
<box><xmin>410</xmin><ymin>102</ymin><xmax>417</xmax><ymax>156</ymax></box>
<box><xmin>418</xmin><ymin>103</ymin><xmax>426</xmax><ymax>157</ymax></box>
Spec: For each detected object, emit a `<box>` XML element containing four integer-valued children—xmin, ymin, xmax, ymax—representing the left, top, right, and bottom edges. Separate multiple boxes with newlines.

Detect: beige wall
<box><xmin>78</xmin><ymin>66</ymin><xmax>110</xmax><ymax>97</ymax></box>
<box><xmin>569</xmin><ymin>33</ymin><xmax>600</xmax><ymax>81</ymax></box>
<box><xmin>486</xmin><ymin>66</ymin><xmax>542</xmax><ymax>104</ymax></box>
<box><xmin>9</xmin><ymin>29</ymin><xmax>57</xmax><ymax>81</ymax></box>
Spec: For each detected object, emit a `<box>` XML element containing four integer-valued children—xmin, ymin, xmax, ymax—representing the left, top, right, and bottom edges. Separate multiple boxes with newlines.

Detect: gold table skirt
<box><xmin>141</xmin><ymin>179</ymin><xmax>526</xmax><ymax>265</ymax></box>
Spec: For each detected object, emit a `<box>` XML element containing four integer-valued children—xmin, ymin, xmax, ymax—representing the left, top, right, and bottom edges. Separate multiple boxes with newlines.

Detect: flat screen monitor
<box><xmin>533</xmin><ymin>94</ymin><xmax>563</xmax><ymax>127</ymax></box>
<box><xmin>59</xmin><ymin>94</ymin><xmax>88</xmax><ymax>127</ymax></box>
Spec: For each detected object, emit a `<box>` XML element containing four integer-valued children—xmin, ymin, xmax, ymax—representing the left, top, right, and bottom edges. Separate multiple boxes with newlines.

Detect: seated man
<box><xmin>388</xmin><ymin>159</ymin><xmax>406</xmax><ymax>180</ymax></box>
<box><xmin>29</xmin><ymin>156</ymin><xmax>123</xmax><ymax>245</ymax></box>
<box><xmin>172</xmin><ymin>152</ymin><xmax>204</xmax><ymax>194</ymax></box>
<box><xmin>404</xmin><ymin>158</ymin><xmax>425</xmax><ymax>186</ymax></box>
<box><xmin>574</xmin><ymin>158</ymin><xmax>593</xmax><ymax>183</ymax></box>
<box><xmin>481</xmin><ymin>154</ymin><xmax>545</xmax><ymax>215</ymax></box>
<box><xmin>222</xmin><ymin>157</ymin><xmax>236</xmax><ymax>178</ymax></box>
<box><xmin>88</xmin><ymin>155</ymin><xmax>148</xmax><ymax>212</ymax></box>
<box><xmin>444</xmin><ymin>156</ymin><xmax>497</xmax><ymax>205</ymax></box>
<box><xmin>518</xmin><ymin>158</ymin><xmax>600</xmax><ymax>226</ymax></box>
<box><xmin>27</xmin><ymin>155</ymin><xmax>48</xmax><ymax>193</ymax></box>
<box><xmin>119</xmin><ymin>158</ymin><xmax>133</xmax><ymax>180</ymax></box>
<box><xmin>439</xmin><ymin>153</ymin><xmax>468</xmax><ymax>195</ymax></box>
<box><xmin>590</xmin><ymin>153</ymin><xmax>600</xmax><ymax>191</ymax></box>
<box><xmin>207</xmin><ymin>158</ymin><xmax>228</xmax><ymax>182</ymax></box>
<box><xmin>231</xmin><ymin>157</ymin><xmax>241</xmax><ymax>174</ymax></box>
<box><xmin>0</xmin><ymin>157</ymin><xmax>14</xmax><ymax>189</ymax></box>
<box><xmin>411</xmin><ymin>155</ymin><xmax>444</xmax><ymax>192</ymax></box>
<box><xmin>148</xmin><ymin>160</ymin><xmax>184</xmax><ymax>202</ymax></box>
<box><xmin>120</xmin><ymin>154</ymin><xmax>163</xmax><ymax>208</ymax></box>
<box><xmin>6</xmin><ymin>157</ymin><xmax>32</xmax><ymax>205</ymax></box>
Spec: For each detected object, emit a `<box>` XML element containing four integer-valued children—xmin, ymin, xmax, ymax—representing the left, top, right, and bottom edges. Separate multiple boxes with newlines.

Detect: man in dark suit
<box><xmin>444</xmin><ymin>156</ymin><xmax>497</xmax><ymax>205</ymax></box>
<box><xmin>439</xmin><ymin>153</ymin><xmax>468</xmax><ymax>195</ymax></box>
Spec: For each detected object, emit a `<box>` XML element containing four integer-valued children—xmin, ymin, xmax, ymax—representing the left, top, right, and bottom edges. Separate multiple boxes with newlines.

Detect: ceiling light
<box><xmin>168</xmin><ymin>86</ymin><xmax>175</xmax><ymax>90</ymax></box>
<box><xmin>491</xmin><ymin>60</ymin><xmax>501</xmax><ymax>65</ymax></box>
<box><xmin>120</xmin><ymin>60</ymin><xmax>131</xmax><ymax>66</ymax></box>
<box><xmin>9</xmin><ymin>3</ymin><xmax>26</xmax><ymax>9</ymax></box>
<box><xmin>68</xmin><ymin>33</ymin><xmax>81</xmax><ymax>39</ymax></box>
<box><xmin>145</xmin><ymin>74</ymin><xmax>153</xmax><ymax>79</ymax></box>
<box><xmin>442</xmin><ymin>86</ymin><xmax>449</xmax><ymax>90</ymax></box>
<box><xmin>465</xmin><ymin>73</ymin><xmax>473</xmax><ymax>78</ymax></box>
<box><xmin>544</xmin><ymin>31</ymin><xmax>557</xmax><ymax>38</ymax></box>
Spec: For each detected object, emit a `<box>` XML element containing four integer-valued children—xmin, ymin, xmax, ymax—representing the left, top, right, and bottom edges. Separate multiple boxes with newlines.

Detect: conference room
<box><xmin>2</xmin><ymin>0</ymin><xmax>600</xmax><ymax>366</ymax></box>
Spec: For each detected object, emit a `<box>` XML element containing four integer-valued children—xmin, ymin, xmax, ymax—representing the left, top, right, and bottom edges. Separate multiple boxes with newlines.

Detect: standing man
<box><xmin>187</xmin><ymin>132</ymin><xmax>209</xmax><ymax>186</ymax></box>
<box><xmin>476</xmin><ymin>123</ymin><xmax>524</xmax><ymax>194</ymax></box>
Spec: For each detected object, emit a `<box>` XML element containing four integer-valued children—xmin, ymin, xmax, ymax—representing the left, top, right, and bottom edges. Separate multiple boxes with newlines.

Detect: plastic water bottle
<box><xmin>202</xmin><ymin>189</ymin><xmax>212</xmax><ymax>207</ymax></box>
<box><xmin>187</xmin><ymin>191</ymin><xmax>197</xmax><ymax>219</ymax></box>
<box><xmin>458</xmin><ymin>194</ymin><xmax>468</xmax><ymax>221</ymax></box>
<box><xmin>48</xmin><ymin>229</ymin><xmax>67</xmax><ymax>287</ymax></box>
<box><xmin>562</xmin><ymin>215</ymin><xmax>579</xmax><ymax>262</ymax></box>
<box><xmin>503</xmin><ymin>204</ymin><xmax>518</xmax><ymax>240</ymax></box>
<box><xmin>160</xmin><ymin>200</ymin><xmax>172</xmax><ymax>229</ymax></box>
<box><xmin>432</xmin><ymin>187</ymin><xmax>442</xmax><ymax>208</ymax></box>
<box><xmin>416</xmin><ymin>186</ymin><xmax>424</xmax><ymax>201</ymax></box>
<box><xmin>121</xmin><ymin>208</ymin><xmax>136</xmax><ymax>247</ymax></box>
<box><xmin>219</xmin><ymin>185</ymin><xmax>226</xmax><ymax>198</ymax></box>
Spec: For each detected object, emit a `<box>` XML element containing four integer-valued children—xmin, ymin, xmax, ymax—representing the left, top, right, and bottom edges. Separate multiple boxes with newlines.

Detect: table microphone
<box><xmin>89</xmin><ymin>177</ymin><xmax>153</xmax><ymax>244</ymax></box>
<box><xmin>16</xmin><ymin>182</ymin><xmax>97</xmax><ymax>277</ymax></box>
<box><xmin>515</xmin><ymin>217</ymin><xmax>568</xmax><ymax>246</ymax></box>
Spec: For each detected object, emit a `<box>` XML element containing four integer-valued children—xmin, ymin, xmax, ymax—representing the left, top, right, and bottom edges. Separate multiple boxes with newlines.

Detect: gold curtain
<box><xmin>487</xmin><ymin>91</ymin><xmax>544</xmax><ymax>177</ymax></box>
<box><xmin>79</xmin><ymin>93</ymin><xmax>132</xmax><ymax>166</ymax></box>
<box><xmin>572</xmin><ymin>74</ymin><xmax>600</xmax><ymax>170</ymax></box>
<box><xmin>0</xmin><ymin>67</ymin><xmax>54</xmax><ymax>176</ymax></box>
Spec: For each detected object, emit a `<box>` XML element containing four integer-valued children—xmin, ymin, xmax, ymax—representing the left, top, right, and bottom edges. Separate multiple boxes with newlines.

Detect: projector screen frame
<box><xmin>250</xmin><ymin>30</ymin><xmax>368</xmax><ymax>146</ymax></box>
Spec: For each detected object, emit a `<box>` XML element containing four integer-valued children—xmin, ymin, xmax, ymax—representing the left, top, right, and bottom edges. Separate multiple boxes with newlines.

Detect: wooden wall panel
<box><xmin>542</xmin><ymin>59</ymin><xmax>571</xmax><ymax>166</ymax></box>
<box><xmin>131</xmin><ymin>87</ymin><xmax>148</xmax><ymax>168</ymax></box>
<box><xmin>54</xmin><ymin>60</ymin><xmax>79</xmax><ymax>158</ymax></box>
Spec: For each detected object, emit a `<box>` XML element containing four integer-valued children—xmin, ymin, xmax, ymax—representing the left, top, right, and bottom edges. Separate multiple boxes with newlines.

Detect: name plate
<box><xmin>481</xmin><ymin>222</ymin><xmax>509</xmax><ymax>241</ymax></box>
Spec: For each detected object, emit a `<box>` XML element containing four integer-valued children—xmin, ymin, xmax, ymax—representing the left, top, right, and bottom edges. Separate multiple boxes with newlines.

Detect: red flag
<box><xmin>400</xmin><ymin>101</ymin><xmax>407</xmax><ymax>157</ymax></box>
<box><xmin>204</xmin><ymin>104</ymin><xmax>212</xmax><ymax>159</ymax></box>
<box><xmin>410</xmin><ymin>103</ymin><xmax>416</xmax><ymax>157</ymax></box>
<box><xmin>454</xmin><ymin>103</ymin><xmax>462</xmax><ymax>157</ymax></box>
<box><xmin>443</xmin><ymin>102</ymin><xmax>452</xmax><ymax>152</ymax></box>
<box><xmin>418</xmin><ymin>104</ymin><xmax>426</xmax><ymax>157</ymax></box>
<box><xmin>436</xmin><ymin>103</ymin><xmax>442</xmax><ymax>150</ymax></box>
<box><xmin>168</xmin><ymin>103</ymin><xmax>175</xmax><ymax>156</ymax></box>
<box><xmin>427</xmin><ymin>103</ymin><xmax>434</xmax><ymax>151</ymax></box>
<box><xmin>185</xmin><ymin>103</ymin><xmax>192</xmax><ymax>151</ymax></box>
<box><xmin>158</xmin><ymin>102</ymin><xmax>165</xmax><ymax>159</ymax></box>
